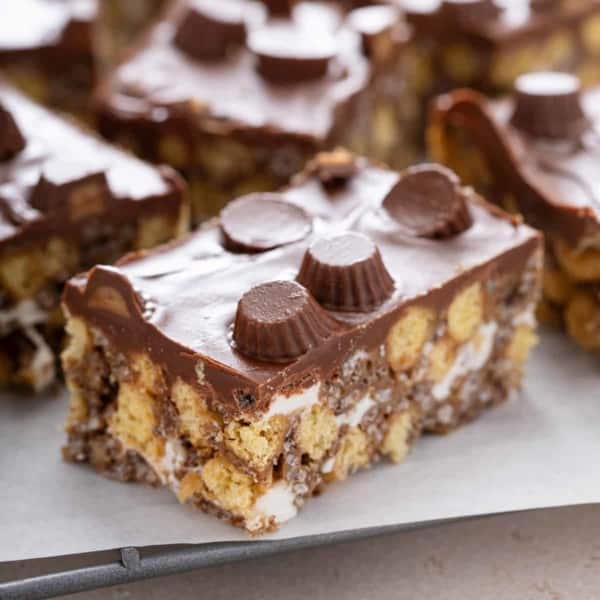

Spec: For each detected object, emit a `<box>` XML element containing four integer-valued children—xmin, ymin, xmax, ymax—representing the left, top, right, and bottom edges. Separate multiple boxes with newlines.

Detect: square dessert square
<box><xmin>0</xmin><ymin>0</ymin><xmax>98</xmax><ymax>117</ymax></box>
<box><xmin>429</xmin><ymin>71</ymin><xmax>600</xmax><ymax>351</ymax></box>
<box><xmin>62</xmin><ymin>150</ymin><xmax>542</xmax><ymax>533</ymax></box>
<box><xmin>94</xmin><ymin>0</ymin><xmax>414</xmax><ymax>224</ymax></box>
<box><xmin>397</xmin><ymin>0</ymin><xmax>600</xmax><ymax>135</ymax></box>
<box><xmin>0</xmin><ymin>80</ymin><xmax>188</xmax><ymax>391</ymax></box>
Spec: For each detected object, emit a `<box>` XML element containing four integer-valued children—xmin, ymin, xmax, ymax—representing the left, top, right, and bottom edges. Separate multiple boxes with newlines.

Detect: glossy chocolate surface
<box><xmin>432</xmin><ymin>77</ymin><xmax>600</xmax><ymax>245</ymax></box>
<box><xmin>96</xmin><ymin>0</ymin><xmax>377</xmax><ymax>141</ymax></box>
<box><xmin>0</xmin><ymin>0</ymin><xmax>97</xmax><ymax>55</ymax></box>
<box><xmin>64</xmin><ymin>156</ymin><xmax>539</xmax><ymax>412</ymax></box>
<box><xmin>0</xmin><ymin>81</ymin><xmax>183</xmax><ymax>249</ymax></box>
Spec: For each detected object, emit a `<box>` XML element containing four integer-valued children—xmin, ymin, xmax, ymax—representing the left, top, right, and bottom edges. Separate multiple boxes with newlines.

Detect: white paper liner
<box><xmin>1</xmin><ymin>329</ymin><xmax>599</xmax><ymax>562</ymax></box>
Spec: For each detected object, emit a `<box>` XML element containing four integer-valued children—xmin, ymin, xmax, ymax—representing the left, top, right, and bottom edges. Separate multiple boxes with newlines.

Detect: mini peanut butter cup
<box><xmin>220</xmin><ymin>192</ymin><xmax>312</xmax><ymax>253</ymax></box>
<box><xmin>297</xmin><ymin>233</ymin><xmax>394</xmax><ymax>312</ymax></box>
<box><xmin>247</xmin><ymin>22</ymin><xmax>337</xmax><ymax>83</ymax></box>
<box><xmin>510</xmin><ymin>71</ymin><xmax>589</xmax><ymax>139</ymax></box>
<box><xmin>440</xmin><ymin>0</ymin><xmax>501</xmax><ymax>25</ymax></box>
<box><xmin>262</xmin><ymin>0</ymin><xmax>296</xmax><ymax>17</ymax></box>
<box><xmin>0</xmin><ymin>104</ymin><xmax>25</xmax><ymax>161</ymax></box>
<box><xmin>174</xmin><ymin>0</ymin><xmax>247</xmax><ymax>61</ymax></box>
<box><xmin>382</xmin><ymin>164</ymin><xmax>473</xmax><ymax>239</ymax></box>
<box><xmin>233</xmin><ymin>280</ymin><xmax>335</xmax><ymax>362</ymax></box>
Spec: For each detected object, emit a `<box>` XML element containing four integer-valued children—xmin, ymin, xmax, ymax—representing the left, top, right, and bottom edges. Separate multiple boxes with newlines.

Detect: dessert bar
<box><xmin>0</xmin><ymin>81</ymin><xmax>188</xmax><ymax>390</ymax></box>
<box><xmin>94</xmin><ymin>0</ymin><xmax>413</xmax><ymax>223</ymax></box>
<box><xmin>429</xmin><ymin>71</ymin><xmax>600</xmax><ymax>351</ymax></box>
<box><xmin>0</xmin><ymin>0</ymin><xmax>98</xmax><ymax>116</ymax></box>
<box><xmin>62</xmin><ymin>150</ymin><xmax>541</xmax><ymax>533</ymax></box>
<box><xmin>398</xmin><ymin>0</ymin><xmax>600</xmax><ymax>137</ymax></box>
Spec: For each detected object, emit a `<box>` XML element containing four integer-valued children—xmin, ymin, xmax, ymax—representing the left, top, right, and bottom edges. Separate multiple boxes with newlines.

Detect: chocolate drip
<box><xmin>0</xmin><ymin>104</ymin><xmax>26</xmax><ymax>161</ymax></box>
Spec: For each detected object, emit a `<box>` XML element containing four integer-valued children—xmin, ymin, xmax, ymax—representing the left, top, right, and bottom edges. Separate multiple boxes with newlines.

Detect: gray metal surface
<box><xmin>0</xmin><ymin>518</ymin><xmax>462</xmax><ymax>599</ymax></box>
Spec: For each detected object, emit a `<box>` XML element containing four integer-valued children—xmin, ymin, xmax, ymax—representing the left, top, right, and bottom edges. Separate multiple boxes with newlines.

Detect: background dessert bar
<box><xmin>0</xmin><ymin>81</ymin><xmax>188</xmax><ymax>390</ymax></box>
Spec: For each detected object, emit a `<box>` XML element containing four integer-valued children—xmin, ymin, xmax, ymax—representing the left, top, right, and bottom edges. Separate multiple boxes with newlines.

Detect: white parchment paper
<box><xmin>1</xmin><ymin>329</ymin><xmax>599</xmax><ymax>562</ymax></box>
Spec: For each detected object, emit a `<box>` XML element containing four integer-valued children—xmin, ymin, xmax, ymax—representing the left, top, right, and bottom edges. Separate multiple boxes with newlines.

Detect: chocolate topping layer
<box><xmin>297</xmin><ymin>232</ymin><xmax>394</xmax><ymax>312</ymax></box>
<box><xmin>220</xmin><ymin>193</ymin><xmax>313</xmax><ymax>252</ymax></box>
<box><xmin>0</xmin><ymin>81</ymin><xmax>183</xmax><ymax>249</ymax></box>
<box><xmin>431</xmin><ymin>76</ymin><xmax>600</xmax><ymax>246</ymax></box>
<box><xmin>0</xmin><ymin>104</ymin><xmax>26</xmax><ymax>161</ymax></box>
<box><xmin>439</xmin><ymin>0</ymin><xmax>502</xmax><ymax>27</ymax></box>
<box><xmin>174</xmin><ymin>0</ymin><xmax>247</xmax><ymax>61</ymax></box>
<box><xmin>382</xmin><ymin>164</ymin><xmax>473</xmax><ymax>239</ymax></box>
<box><xmin>510</xmin><ymin>71</ymin><xmax>589</xmax><ymax>139</ymax></box>
<box><xmin>0</xmin><ymin>0</ymin><xmax>97</xmax><ymax>53</ymax></box>
<box><xmin>262</xmin><ymin>0</ymin><xmax>296</xmax><ymax>16</ymax></box>
<box><xmin>96</xmin><ymin>0</ymin><xmax>373</xmax><ymax>140</ymax></box>
<box><xmin>64</xmin><ymin>156</ymin><xmax>539</xmax><ymax>412</ymax></box>
<box><xmin>233</xmin><ymin>280</ymin><xmax>335</xmax><ymax>362</ymax></box>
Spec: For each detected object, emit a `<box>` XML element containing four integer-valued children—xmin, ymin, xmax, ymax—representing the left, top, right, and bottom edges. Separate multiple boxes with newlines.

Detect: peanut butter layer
<box><xmin>64</xmin><ymin>153</ymin><xmax>540</xmax><ymax>417</ymax></box>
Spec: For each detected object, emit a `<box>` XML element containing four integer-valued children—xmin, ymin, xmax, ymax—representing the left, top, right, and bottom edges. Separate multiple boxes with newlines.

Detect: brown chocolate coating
<box><xmin>510</xmin><ymin>72</ymin><xmax>589</xmax><ymax>139</ymax></box>
<box><xmin>0</xmin><ymin>81</ymin><xmax>184</xmax><ymax>250</ymax></box>
<box><xmin>248</xmin><ymin>21</ymin><xmax>337</xmax><ymax>83</ymax></box>
<box><xmin>297</xmin><ymin>232</ymin><xmax>394</xmax><ymax>312</ymax></box>
<box><xmin>262</xmin><ymin>0</ymin><xmax>296</xmax><ymax>16</ymax></box>
<box><xmin>233</xmin><ymin>280</ymin><xmax>335</xmax><ymax>362</ymax></box>
<box><xmin>220</xmin><ymin>193</ymin><xmax>312</xmax><ymax>252</ymax></box>
<box><xmin>174</xmin><ymin>0</ymin><xmax>247</xmax><ymax>61</ymax></box>
<box><xmin>430</xmin><ymin>82</ymin><xmax>600</xmax><ymax>247</ymax></box>
<box><xmin>382</xmin><ymin>164</ymin><xmax>473</xmax><ymax>239</ymax></box>
<box><xmin>64</xmin><ymin>156</ymin><xmax>539</xmax><ymax>414</ymax></box>
<box><xmin>0</xmin><ymin>104</ymin><xmax>25</xmax><ymax>161</ymax></box>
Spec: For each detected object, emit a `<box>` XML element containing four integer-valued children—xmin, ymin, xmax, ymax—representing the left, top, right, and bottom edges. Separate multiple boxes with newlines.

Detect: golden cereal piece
<box><xmin>69</xmin><ymin>182</ymin><xmax>106</xmax><ymax>221</ymax></box>
<box><xmin>132</xmin><ymin>353</ymin><xmax>164</xmax><ymax>392</ymax></box>
<box><xmin>196</xmin><ymin>138</ymin><xmax>256</xmax><ymax>183</ymax></box>
<box><xmin>232</xmin><ymin>173</ymin><xmax>279</xmax><ymax>198</ymax></box>
<box><xmin>201</xmin><ymin>455</ymin><xmax>256</xmax><ymax>514</ymax></box>
<box><xmin>65</xmin><ymin>385</ymin><xmax>89</xmax><ymax>428</ymax></box>
<box><xmin>61</xmin><ymin>317</ymin><xmax>91</xmax><ymax>366</ymax></box>
<box><xmin>581</xmin><ymin>15</ymin><xmax>600</xmax><ymax>54</ymax></box>
<box><xmin>87</xmin><ymin>285</ymin><xmax>131</xmax><ymax>318</ymax></box>
<box><xmin>576</xmin><ymin>61</ymin><xmax>600</xmax><ymax>87</ymax></box>
<box><xmin>158</xmin><ymin>135</ymin><xmax>188</xmax><ymax>168</ymax></box>
<box><xmin>188</xmin><ymin>179</ymin><xmax>228</xmax><ymax>222</ymax></box>
<box><xmin>490</xmin><ymin>45</ymin><xmax>537</xmax><ymax>88</ymax></box>
<box><xmin>0</xmin><ymin>249</ymin><xmax>45</xmax><ymax>299</ymax></box>
<box><xmin>224</xmin><ymin>415</ymin><xmax>288</xmax><ymax>471</ymax></box>
<box><xmin>172</xmin><ymin>378</ymin><xmax>219</xmax><ymax>453</ymax></box>
<box><xmin>45</xmin><ymin>237</ymin><xmax>77</xmax><ymax>279</ymax></box>
<box><xmin>447</xmin><ymin>282</ymin><xmax>484</xmax><ymax>343</ymax></box>
<box><xmin>386</xmin><ymin>305</ymin><xmax>435</xmax><ymax>372</ymax></box>
<box><xmin>564</xmin><ymin>291</ymin><xmax>600</xmax><ymax>351</ymax></box>
<box><xmin>506</xmin><ymin>325</ymin><xmax>538</xmax><ymax>365</ymax></box>
<box><xmin>543</xmin><ymin>31</ymin><xmax>574</xmax><ymax>67</ymax></box>
<box><xmin>542</xmin><ymin>268</ymin><xmax>573</xmax><ymax>306</ymax></box>
<box><xmin>373</xmin><ymin>103</ymin><xmax>400</xmax><ymax>156</ymax></box>
<box><xmin>553</xmin><ymin>239</ymin><xmax>600</xmax><ymax>283</ymax></box>
<box><xmin>381</xmin><ymin>410</ymin><xmax>415</xmax><ymax>464</ymax></box>
<box><xmin>177</xmin><ymin>472</ymin><xmax>204</xmax><ymax>504</ymax></box>
<box><xmin>110</xmin><ymin>381</ymin><xmax>164</xmax><ymax>463</ymax></box>
<box><xmin>296</xmin><ymin>404</ymin><xmax>338</xmax><ymax>461</ymax></box>
<box><xmin>441</xmin><ymin>43</ymin><xmax>480</xmax><ymax>83</ymax></box>
<box><xmin>428</xmin><ymin>336</ymin><xmax>456</xmax><ymax>382</ymax></box>
<box><xmin>135</xmin><ymin>214</ymin><xmax>175</xmax><ymax>250</ymax></box>
<box><xmin>330</xmin><ymin>427</ymin><xmax>369</xmax><ymax>482</ymax></box>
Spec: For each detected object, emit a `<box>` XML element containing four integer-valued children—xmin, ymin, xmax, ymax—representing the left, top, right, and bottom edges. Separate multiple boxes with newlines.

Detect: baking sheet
<box><xmin>1</xmin><ymin>328</ymin><xmax>599</xmax><ymax>563</ymax></box>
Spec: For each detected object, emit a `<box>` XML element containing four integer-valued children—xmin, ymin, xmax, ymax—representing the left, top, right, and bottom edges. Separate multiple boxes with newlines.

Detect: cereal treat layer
<box><xmin>429</xmin><ymin>71</ymin><xmax>600</xmax><ymax>351</ymax></box>
<box><xmin>0</xmin><ymin>82</ymin><xmax>188</xmax><ymax>391</ymax></box>
<box><xmin>395</xmin><ymin>0</ymin><xmax>600</xmax><ymax>140</ymax></box>
<box><xmin>62</xmin><ymin>152</ymin><xmax>541</xmax><ymax>533</ymax></box>
<box><xmin>0</xmin><ymin>0</ymin><xmax>98</xmax><ymax>117</ymax></box>
<box><xmin>94</xmin><ymin>0</ymin><xmax>413</xmax><ymax>224</ymax></box>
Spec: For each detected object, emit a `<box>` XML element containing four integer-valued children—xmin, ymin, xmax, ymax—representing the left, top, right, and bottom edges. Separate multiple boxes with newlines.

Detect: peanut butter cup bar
<box><xmin>94</xmin><ymin>0</ymin><xmax>412</xmax><ymax>224</ymax></box>
<box><xmin>62</xmin><ymin>151</ymin><xmax>541</xmax><ymax>533</ymax></box>
<box><xmin>0</xmin><ymin>81</ymin><xmax>188</xmax><ymax>391</ymax></box>
<box><xmin>0</xmin><ymin>0</ymin><xmax>98</xmax><ymax>116</ymax></box>
<box><xmin>430</xmin><ymin>71</ymin><xmax>600</xmax><ymax>350</ymax></box>
<box><xmin>396</xmin><ymin>0</ymin><xmax>600</xmax><ymax>134</ymax></box>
